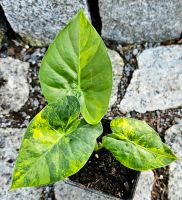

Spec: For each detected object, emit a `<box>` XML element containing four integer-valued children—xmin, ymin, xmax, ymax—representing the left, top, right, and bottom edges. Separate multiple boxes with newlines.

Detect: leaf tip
<box><xmin>78</xmin><ymin>8</ymin><xmax>84</xmax><ymax>14</ymax></box>
<box><xmin>77</xmin><ymin>8</ymin><xmax>89</xmax><ymax>21</ymax></box>
<box><xmin>174</xmin><ymin>154</ymin><xmax>180</xmax><ymax>161</ymax></box>
<box><xmin>9</xmin><ymin>183</ymin><xmax>16</xmax><ymax>191</ymax></box>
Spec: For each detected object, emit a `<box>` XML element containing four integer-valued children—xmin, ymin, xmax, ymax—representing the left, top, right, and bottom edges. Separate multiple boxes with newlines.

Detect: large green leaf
<box><xmin>39</xmin><ymin>10</ymin><xmax>112</xmax><ymax>125</ymax></box>
<box><xmin>103</xmin><ymin>118</ymin><xmax>177</xmax><ymax>171</ymax></box>
<box><xmin>11</xmin><ymin>96</ymin><xmax>102</xmax><ymax>189</ymax></box>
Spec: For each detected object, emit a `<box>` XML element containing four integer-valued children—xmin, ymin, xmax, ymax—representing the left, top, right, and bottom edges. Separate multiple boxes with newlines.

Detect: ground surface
<box><xmin>0</xmin><ymin>1</ymin><xmax>182</xmax><ymax>199</ymax></box>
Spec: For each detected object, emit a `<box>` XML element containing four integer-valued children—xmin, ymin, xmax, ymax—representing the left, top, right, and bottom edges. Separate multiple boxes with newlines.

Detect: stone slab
<box><xmin>165</xmin><ymin>124</ymin><xmax>182</xmax><ymax>200</ymax></box>
<box><xmin>0</xmin><ymin>128</ymin><xmax>43</xmax><ymax>200</ymax></box>
<box><xmin>54</xmin><ymin>180</ymin><xmax>118</xmax><ymax>200</ymax></box>
<box><xmin>0</xmin><ymin>57</ymin><xmax>30</xmax><ymax>115</ymax></box>
<box><xmin>119</xmin><ymin>45</ymin><xmax>182</xmax><ymax>113</ymax></box>
<box><xmin>133</xmin><ymin>171</ymin><xmax>153</xmax><ymax>200</ymax></box>
<box><xmin>99</xmin><ymin>0</ymin><xmax>182</xmax><ymax>44</ymax></box>
<box><xmin>0</xmin><ymin>0</ymin><xmax>90</xmax><ymax>46</ymax></box>
<box><xmin>108</xmin><ymin>49</ymin><xmax>124</xmax><ymax>110</ymax></box>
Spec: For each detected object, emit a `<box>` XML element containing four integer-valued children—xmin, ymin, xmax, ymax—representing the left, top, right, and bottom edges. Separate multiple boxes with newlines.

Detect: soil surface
<box><xmin>70</xmin><ymin>120</ymin><xmax>140</xmax><ymax>199</ymax></box>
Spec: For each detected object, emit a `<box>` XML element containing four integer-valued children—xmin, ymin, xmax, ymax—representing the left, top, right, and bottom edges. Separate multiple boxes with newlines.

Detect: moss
<box><xmin>20</xmin><ymin>33</ymin><xmax>47</xmax><ymax>47</ymax></box>
<box><xmin>0</xmin><ymin>31</ymin><xmax>5</xmax><ymax>44</ymax></box>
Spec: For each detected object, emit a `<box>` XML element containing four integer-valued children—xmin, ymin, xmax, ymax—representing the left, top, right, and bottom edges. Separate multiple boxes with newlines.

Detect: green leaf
<box><xmin>39</xmin><ymin>9</ymin><xmax>112</xmax><ymax>125</ymax></box>
<box><xmin>11</xmin><ymin>96</ymin><xmax>102</xmax><ymax>189</ymax></box>
<box><xmin>103</xmin><ymin>118</ymin><xmax>177</xmax><ymax>171</ymax></box>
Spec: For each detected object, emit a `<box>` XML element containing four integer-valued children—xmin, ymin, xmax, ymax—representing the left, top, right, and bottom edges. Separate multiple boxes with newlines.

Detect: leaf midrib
<box><xmin>78</xmin><ymin>14</ymin><xmax>81</xmax><ymax>90</ymax></box>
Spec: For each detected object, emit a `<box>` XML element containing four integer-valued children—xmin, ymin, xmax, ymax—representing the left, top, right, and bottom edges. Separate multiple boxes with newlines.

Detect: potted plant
<box><xmin>10</xmin><ymin>10</ymin><xmax>177</xmax><ymax>199</ymax></box>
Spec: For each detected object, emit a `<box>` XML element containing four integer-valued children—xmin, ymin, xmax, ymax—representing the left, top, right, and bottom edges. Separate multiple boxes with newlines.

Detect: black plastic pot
<box><xmin>65</xmin><ymin>172</ymin><xmax>140</xmax><ymax>200</ymax></box>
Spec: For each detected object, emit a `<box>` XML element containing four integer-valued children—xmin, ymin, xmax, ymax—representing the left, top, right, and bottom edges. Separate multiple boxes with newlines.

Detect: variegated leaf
<box><xmin>103</xmin><ymin>118</ymin><xmax>177</xmax><ymax>171</ymax></box>
<box><xmin>11</xmin><ymin>96</ymin><xmax>102</xmax><ymax>189</ymax></box>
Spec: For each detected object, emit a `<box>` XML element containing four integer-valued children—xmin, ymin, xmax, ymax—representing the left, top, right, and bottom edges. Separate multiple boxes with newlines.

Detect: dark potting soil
<box><xmin>70</xmin><ymin>120</ymin><xmax>140</xmax><ymax>199</ymax></box>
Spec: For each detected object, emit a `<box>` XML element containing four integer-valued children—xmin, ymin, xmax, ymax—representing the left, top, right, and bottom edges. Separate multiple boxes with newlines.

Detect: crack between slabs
<box><xmin>0</xmin><ymin>5</ymin><xmax>20</xmax><ymax>41</ymax></box>
<box><xmin>86</xmin><ymin>0</ymin><xmax>102</xmax><ymax>35</ymax></box>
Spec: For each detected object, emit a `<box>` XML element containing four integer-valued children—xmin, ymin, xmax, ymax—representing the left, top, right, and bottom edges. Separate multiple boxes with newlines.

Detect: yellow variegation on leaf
<box><xmin>11</xmin><ymin>96</ymin><xmax>102</xmax><ymax>189</ymax></box>
<box><xmin>103</xmin><ymin>118</ymin><xmax>177</xmax><ymax>171</ymax></box>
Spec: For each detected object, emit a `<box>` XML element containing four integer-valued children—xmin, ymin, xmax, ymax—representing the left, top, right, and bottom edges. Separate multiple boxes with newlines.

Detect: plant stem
<box><xmin>94</xmin><ymin>142</ymin><xmax>104</xmax><ymax>151</ymax></box>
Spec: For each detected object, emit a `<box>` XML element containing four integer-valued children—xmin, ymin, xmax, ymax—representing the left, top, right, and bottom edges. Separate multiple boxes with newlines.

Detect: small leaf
<box><xmin>11</xmin><ymin>96</ymin><xmax>102</xmax><ymax>189</ymax></box>
<box><xmin>103</xmin><ymin>118</ymin><xmax>177</xmax><ymax>171</ymax></box>
<box><xmin>39</xmin><ymin>9</ymin><xmax>112</xmax><ymax>124</ymax></box>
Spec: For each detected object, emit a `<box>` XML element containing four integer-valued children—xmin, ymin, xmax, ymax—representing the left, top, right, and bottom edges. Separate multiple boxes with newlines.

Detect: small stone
<box><xmin>120</xmin><ymin>45</ymin><xmax>182</xmax><ymax>113</ymax></box>
<box><xmin>33</xmin><ymin>99</ymin><xmax>39</xmax><ymax>107</ymax></box>
<box><xmin>0</xmin><ymin>57</ymin><xmax>30</xmax><ymax>115</ymax></box>
<box><xmin>40</xmin><ymin>48</ymin><xmax>46</xmax><ymax>53</ymax></box>
<box><xmin>21</xmin><ymin>112</ymin><xmax>27</xmax><ymax>118</ymax></box>
<box><xmin>174</xmin><ymin>117</ymin><xmax>182</xmax><ymax>124</ymax></box>
<box><xmin>165</xmin><ymin>124</ymin><xmax>182</xmax><ymax>200</ymax></box>
<box><xmin>133</xmin><ymin>171</ymin><xmax>154</xmax><ymax>200</ymax></box>
<box><xmin>132</xmin><ymin>49</ymin><xmax>138</xmax><ymax>56</ymax></box>
<box><xmin>159</xmin><ymin>175</ymin><xmax>163</xmax><ymax>179</ymax></box>
<box><xmin>124</xmin><ymin>182</ymin><xmax>129</xmax><ymax>191</ymax></box>
<box><xmin>23</xmin><ymin>120</ymin><xmax>29</xmax><ymax>126</ymax></box>
<box><xmin>95</xmin><ymin>154</ymin><xmax>99</xmax><ymax>159</ymax></box>
<box><xmin>0</xmin><ymin>136</ymin><xmax>5</xmax><ymax>148</ymax></box>
<box><xmin>124</xmin><ymin>63</ymin><xmax>134</xmax><ymax>77</ymax></box>
<box><xmin>7</xmin><ymin>47</ymin><xmax>15</xmax><ymax>56</ymax></box>
<box><xmin>31</xmin><ymin>60</ymin><xmax>36</xmax><ymax>65</ymax></box>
